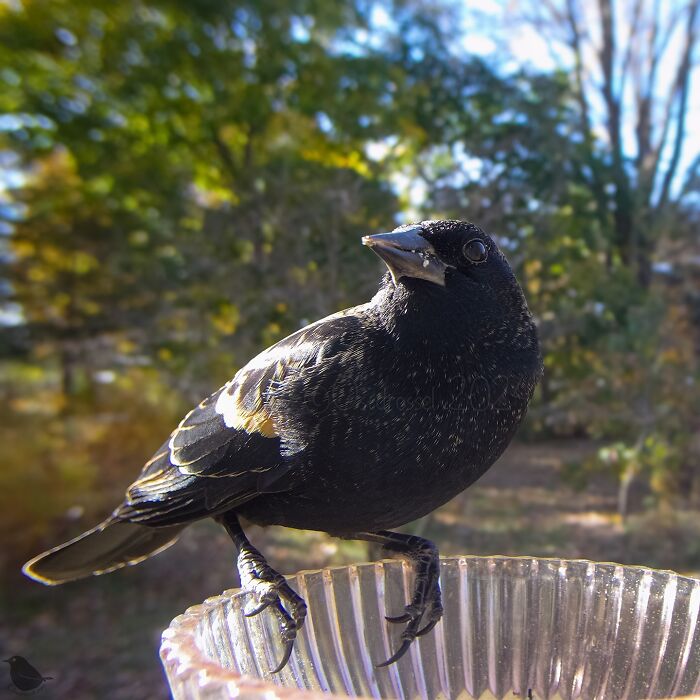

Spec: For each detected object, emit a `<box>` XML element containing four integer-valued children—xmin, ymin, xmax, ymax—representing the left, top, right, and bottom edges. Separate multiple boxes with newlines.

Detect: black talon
<box><xmin>268</xmin><ymin>600</ymin><xmax>303</xmax><ymax>674</ymax></box>
<box><xmin>245</xmin><ymin>599</ymin><xmax>273</xmax><ymax>617</ymax></box>
<box><xmin>379</xmin><ymin>610</ymin><xmax>427</xmax><ymax>666</ymax></box>
<box><xmin>376</xmin><ymin>639</ymin><xmax>413</xmax><ymax>667</ymax></box>
<box><xmin>270</xmin><ymin>640</ymin><xmax>295</xmax><ymax>674</ymax></box>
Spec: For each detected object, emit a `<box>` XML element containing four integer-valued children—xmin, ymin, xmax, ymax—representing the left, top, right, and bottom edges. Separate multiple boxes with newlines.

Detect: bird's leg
<box><xmin>217</xmin><ymin>512</ymin><xmax>307</xmax><ymax>673</ymax></box>
<box><xmin>348</xmin><ymin>530</ymin><xmax>443</xmax><ymax>667</ymax></box>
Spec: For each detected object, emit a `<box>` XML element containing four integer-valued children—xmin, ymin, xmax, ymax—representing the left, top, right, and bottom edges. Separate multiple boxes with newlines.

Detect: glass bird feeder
<box><xmin>160</xmin><ymin>555</ymin><xmax>700</xmax><ymax>699</ymax></box>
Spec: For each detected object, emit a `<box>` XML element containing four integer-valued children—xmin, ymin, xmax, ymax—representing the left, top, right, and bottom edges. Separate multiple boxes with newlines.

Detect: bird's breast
<box><xmin>240</xmin><ymin>345</ymin><xmax>537</xmax><ymax>533</ymax></box>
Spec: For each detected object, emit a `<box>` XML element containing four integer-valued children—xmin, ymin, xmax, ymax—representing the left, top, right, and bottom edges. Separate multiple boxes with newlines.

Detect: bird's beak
<box><xmin>362</xmin><ymin>226</ymin><xmax>447</xmax><ymax>287</ymax></box>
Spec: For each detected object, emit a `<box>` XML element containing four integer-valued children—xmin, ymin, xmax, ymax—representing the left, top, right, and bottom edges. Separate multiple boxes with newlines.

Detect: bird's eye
<box><xmin>463</xmin><ymin>239</ymin><xmax>488</xmax><ymax>264</ymax></box>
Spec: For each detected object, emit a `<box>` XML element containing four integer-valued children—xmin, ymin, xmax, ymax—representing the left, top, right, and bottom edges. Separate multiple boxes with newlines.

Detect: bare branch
<box><xmin>646</xmin><ymin>2</ymin><xmax>693</xmax><ymax>184</ymax></box>
<box><xmin>618</xmin><ymin>0</ymin><xmax>644</xmax><ymax>101</ymax></box>
<box><xmin>635</xmin><ymin>0</ymin><xmax>660</xmax><ymax>192</ymax></box>
<box><xmin>657</xmin><ymin>0</ymin><xmax>699</xmax><ymax>211</ymax></box>
<box><xmin>597</xmin><ymin>0</ymin><xmax>622</xmax><ymax>162</ymax></box>
<box><xmin>680</xmin><ymin>152</ymin><xmax>700</xmax><ymax>198</ymax></box>
<box><xmin>509</xmin><ymin>2</ymin><xmax>573</xmax><ymax>50</ymax></box>
<box><xmin>653</xmin><ymin>3</ymin><xmax>687</xmax><ymax>61</ymax></box>
<box><xmin>647</xmin><ymin>74</ymin><xmax>680</xmax><ymax>187</ymax></box>
<box><xmin>540</xmin><ymin>0</ymin><xmax>568</xmax><ymax>25</ymax></box>
<box><xmin>563</xmin><ymin>0</ymin><xmax>611</xmax><ymax>235</ymax></box>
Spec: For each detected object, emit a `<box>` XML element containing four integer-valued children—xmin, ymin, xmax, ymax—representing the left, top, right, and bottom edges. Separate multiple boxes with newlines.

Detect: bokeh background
<box><xmin>1</xmin><ymin>0</ymin><xmax>699</xmax><ymax>697</ymax></box>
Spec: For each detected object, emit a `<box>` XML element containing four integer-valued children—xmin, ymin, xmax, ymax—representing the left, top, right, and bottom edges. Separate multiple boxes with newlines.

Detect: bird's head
<box><xmin>363</xmin><ymin>219</ymin><xmax>514</xmax><ymax>291</ymax></box>
<box><xmin>363</xmin><ymin>220</ymin><xmax>539</xmax><ymax>356</ymax></box>
<box><xmin>4</xmin><ymin>656</ymin><xmax>21</xmax><ymax>665</ymax></box>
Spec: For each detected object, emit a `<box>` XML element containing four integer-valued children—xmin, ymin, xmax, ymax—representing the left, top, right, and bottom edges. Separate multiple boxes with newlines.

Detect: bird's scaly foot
<box><xmin>351</xmin><ymin>531</ymin><xmax>443</xmax><ymax>666</ymax></box>
<box><xmin>219</xmin><ymin>513</ymin><xmax>306</xmax><ymax>673</ymax></box>
<box><xmin>237</xmin><ymin>545</ymin><xmax>307</xmax><ymax>673</ymax></box>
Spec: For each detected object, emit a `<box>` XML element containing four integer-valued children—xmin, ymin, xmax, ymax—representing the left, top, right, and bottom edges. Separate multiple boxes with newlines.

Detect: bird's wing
<box><xmin>119</xmin><ymin>304</ymin><xmax>368</xmax><ymax>521</ymax></box>
<box><xmin>171</xmin><ymin>302</ymin><xmax>367</xmax><ymax>471</ymax></box>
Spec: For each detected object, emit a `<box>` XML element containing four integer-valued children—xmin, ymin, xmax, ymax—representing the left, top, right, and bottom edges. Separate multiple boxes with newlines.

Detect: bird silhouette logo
<box><xmin>3</xmin><ymin>656</ymin><xmax>53</xmax><ymax>695</ymax></box>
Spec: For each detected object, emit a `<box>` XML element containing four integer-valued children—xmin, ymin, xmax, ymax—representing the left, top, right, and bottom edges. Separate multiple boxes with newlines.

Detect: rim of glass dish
<box><xmin>159</xmin><ymin>554</ymin><xmax>700</xmax><ymax>700</ymax></box>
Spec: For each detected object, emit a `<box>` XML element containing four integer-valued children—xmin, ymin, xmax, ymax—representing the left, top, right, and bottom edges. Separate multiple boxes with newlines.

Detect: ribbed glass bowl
<box><xmin>160</xmin><ymin>556</ymin><xmax>700</xmax><ymax>699</ymax></box>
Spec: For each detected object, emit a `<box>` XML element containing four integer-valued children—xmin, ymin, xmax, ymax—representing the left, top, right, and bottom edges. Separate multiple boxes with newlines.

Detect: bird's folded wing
<box><xmin>172</xmin><ymin>303</ymin><xmax>366</xmax><ymax>471</ymax></box>
<box><xmin>120</xmin><ymin>305</ymin><xmax>368</xmax><ymax>520</ymax></box>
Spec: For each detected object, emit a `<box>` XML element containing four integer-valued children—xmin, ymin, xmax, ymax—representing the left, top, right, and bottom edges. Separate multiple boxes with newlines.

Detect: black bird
<box><xmin>3</xmin><ymin>656</ymin><xmax>52</xmax><ymax>692</ymax></box>
<box><xmin>24</xmin><ymin>220</ymin><xmax>541</xmax><ymax>671</ymax></box>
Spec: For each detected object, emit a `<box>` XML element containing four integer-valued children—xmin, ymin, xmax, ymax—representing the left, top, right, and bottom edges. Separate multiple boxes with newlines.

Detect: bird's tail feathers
<box><xmin>22</xmin><ymin>519</ymin><xmax>184</xmax><ymax>585</ymax></box>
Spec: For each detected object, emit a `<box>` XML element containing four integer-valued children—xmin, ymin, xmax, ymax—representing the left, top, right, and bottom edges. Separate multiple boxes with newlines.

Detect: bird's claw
<box><xmin>269</xmin><ymin>600</ymin><xmax>300</xmax><ymax>673</ymax></box>
<box><xmin>242</xmin><ymin>577</ymin><xmax>307</xmax><ymax>673</ymax></box>
<box><xmin>244</xmin><ymin>597</ymin><xmax>273</xmax><ymax>617</ymax></box>
<box><xmin>385</xmin><ymin>600</ymin><xmax>423</xmax><ymax>625</ymax></box>
<box><xmin>270</xmin><ymin>639</ymin><xmax>295</xmax><ymax>674</ymax></box>
<box><xmin>416</xmin><ymin>611</ymin><xmax>441</xmax><ymax>637</ymax></box>
<box><xmin>376</xmin><ymin>638</ymin><xmax>413</xmax><ymax>668</ymax></box>
<box><xmin>378</xmin><ymin>558</ymin><xmax>443</xmax><ymax>667</ymax></box>
<box><xmin>378</xmin><ymin>602</ymin><xmax>436</xmax><ymax>666</ymax></box>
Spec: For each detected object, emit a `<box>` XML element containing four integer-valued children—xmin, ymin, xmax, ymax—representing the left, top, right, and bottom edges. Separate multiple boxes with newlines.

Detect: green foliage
<box><xmin>0</xmin><ymin>0</ymin><xmax>411</xmax><ymax>388</ymax></box>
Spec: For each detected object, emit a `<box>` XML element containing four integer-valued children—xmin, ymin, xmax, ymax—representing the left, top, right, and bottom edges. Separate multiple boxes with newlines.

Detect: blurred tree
<box><xmin>0</xmin><ymin>0</ymin><xmax>409</xmax><ymax>396</ymax></box>
<box><xmin>508</xmin><ymin>0</ymin><xmax>700</xmax><ymax>288</ymax></box>
<box><xmin>0</xmin><ymin>0</ymin><xmax>408</xmax><ymax>553</ymax></box>
<box><xmin>497</xmin><ymin>0</ymin><xmax>700</xmax><ymax>503</ymax></box>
